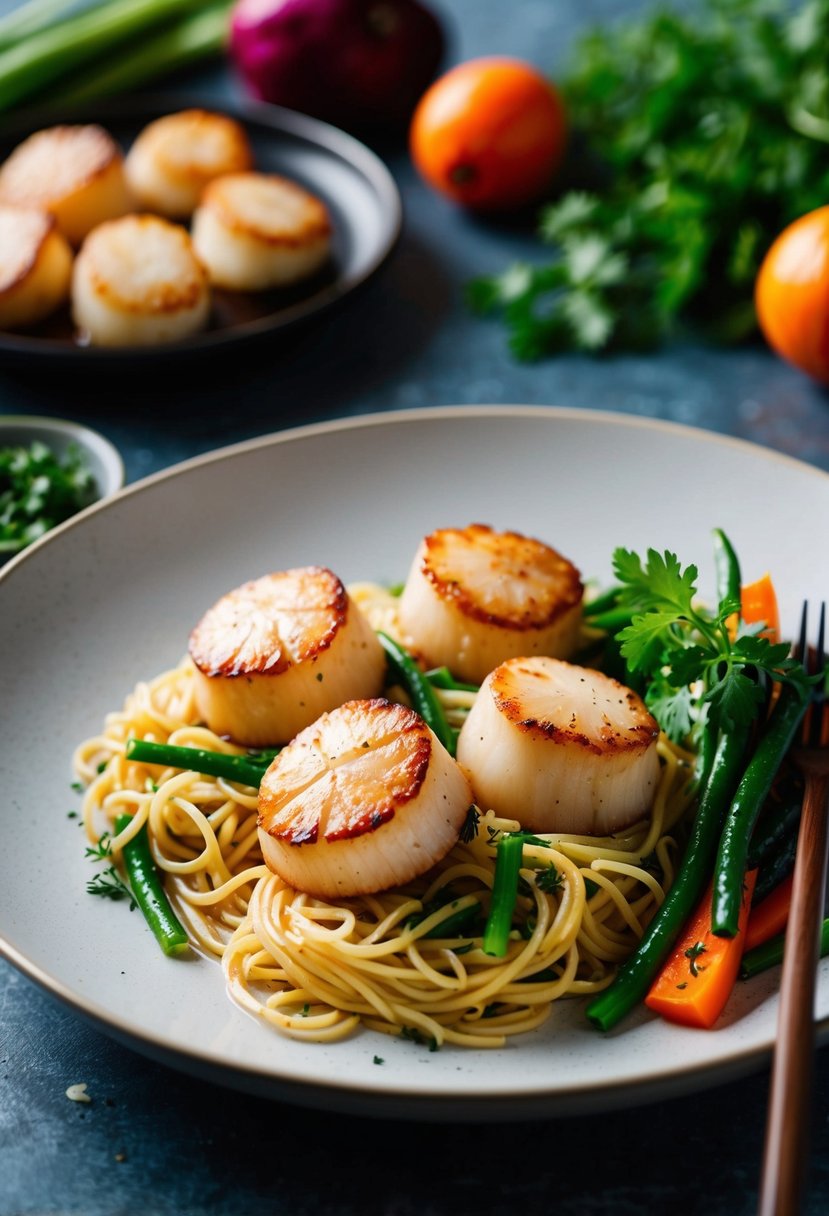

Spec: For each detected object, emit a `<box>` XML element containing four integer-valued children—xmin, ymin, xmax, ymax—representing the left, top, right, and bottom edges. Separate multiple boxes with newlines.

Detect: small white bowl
<box><xmin>0</xmin><ymin>414</ymin><xmax>124</xmax><ymax>564</ymax></box>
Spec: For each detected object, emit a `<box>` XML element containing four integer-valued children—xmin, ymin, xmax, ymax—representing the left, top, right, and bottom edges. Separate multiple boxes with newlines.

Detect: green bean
<box><xmin>747</xmin><ymin>777</ymin><xmax>802</xmax><ymax>870</ymax></box>
<box><xmin>711</xmin><ymin>682</ymin><xmax>810</xmax><ymax>936</ymax></box>
<box><xmin>712</xmin><ymin>527</ymin><xmax>741</xmax><ymax>609</ymax></box>
<box><xmin>424</xmin><ymin>666</ymin><xmax>479</xmax><ymax>693</ymax></box>
<box><xmin>586</xmin><ymin>723</ymin><xmax>748</xmax><ymax>1032</ymax></box>
<box><xmin>114</xmin><ymin>813</ymin><xmax>189</xmax><ymax>957</ymax></box>
<box><xmin>752</xmin><ymin>833</ymin><xmax>798</xmax><ymax>907</ymax></box>
<box><xmin>482</xmin><ymin>834</ymin><xmax>525</xmax><ymax>957</ymax></box>
<box><xmin>125</xmin><ymin>738</ymin><xmax>272</xmax><ymax>787</ymax></box>
<box><xmin>378</xmin><ymin>633</ymin><xmax>456</xmax><ymax>755</ymax></box>
<box><xmin>583</xmin><ymin>585</ymin><xmax>623</xmax><ymax>617</ymax></box>
<box><xmin>740</xmin><ymin>918</ymin><xmax>829</xmax><ymax>981</ymax></box>
<box><xmin>585</xmin><ymin>606</ymin><xmax>635</xmax><ymax>634</ymax></box>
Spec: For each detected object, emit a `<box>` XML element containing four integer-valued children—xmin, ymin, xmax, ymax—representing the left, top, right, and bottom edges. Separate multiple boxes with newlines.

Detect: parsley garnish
<box><xmin>610</xmin><ymin>547</ymin><xmax>809</xmax><ymax>739</ymax></box>
<box><xmin>685</xmin><ymin>941</ymin><xmax>708</xmax><ymax>977</ymax></box>
<box><xmin>535</xmin><ymin>864</ymin><xmax>564</xmax><ymax>894</ymax></box>
<box><xmin>86</xmin><ymin>867</ymin><xmax>135</xmax><ymax>908</ymax></box>
<box><xmin>469</xmin><ymin>0</ymin><xmax>829</xmax><ymax>359</ymax></box>
<box><xmin>85</xmin><ymin>833</ymin><xmax>113</xmax><ymax>860</ymax></box>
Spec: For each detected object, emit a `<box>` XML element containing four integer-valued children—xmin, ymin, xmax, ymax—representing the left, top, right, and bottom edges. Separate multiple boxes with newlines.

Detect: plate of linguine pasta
<box><xmin>1</xmin><ymin>405</ymin><xmax>828</xmax><ymax>1120</ymax></box>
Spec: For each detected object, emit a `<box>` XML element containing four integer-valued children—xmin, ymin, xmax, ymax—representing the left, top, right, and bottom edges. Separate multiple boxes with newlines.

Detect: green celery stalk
<box><xmin>0</xmin><ymin>0</ymin><xmax>207</xmax><ymax>112</ymax></box>
<box><xmin>50</xmin><ymin>2</ymin><xmax>231</xmax><ymax>104</ymax></box>
<box><xmin>0</xmin><ymin>0</ymin><xmax>103</xmax><ymax>51</ymax></box>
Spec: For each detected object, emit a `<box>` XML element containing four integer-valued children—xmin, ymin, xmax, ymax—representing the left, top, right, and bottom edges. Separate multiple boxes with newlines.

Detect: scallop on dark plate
<box><xmin>0</xmin><ymin>95</ymin><xmax>401</xmax><ymax>366</ymax></box>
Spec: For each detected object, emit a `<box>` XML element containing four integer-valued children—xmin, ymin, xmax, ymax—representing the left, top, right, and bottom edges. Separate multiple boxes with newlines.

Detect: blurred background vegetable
<box><xmin>0</xmin><ymin>0</ymin><xmax>233</xmax><ymax>110</ymax></box>
<box><xmin>409</xmin><ymin>56</ymin><xmax>567</xmax><ymax>211</ymax></box>
<box><xmin>229</xmin><ymin>0</ymin><xmax>446</xmax><ymax>134</ymax></box>
<box><xmin>755</xmin><ymin>204</ymin><xmax>829</xmax><ymax>385</ymax></box>
<box><xmin>469</xmin><ymin>0</ymin><xmax>829</xmax><ymax>361</ymax></box>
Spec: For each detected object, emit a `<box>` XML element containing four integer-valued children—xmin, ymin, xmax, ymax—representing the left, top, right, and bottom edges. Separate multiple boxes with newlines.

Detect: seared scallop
<box><xmin>0</xmin><ymin>125</ymin><xmax>133</xmax><ymax>246</ymax></box>
<box><xmin>0</xmin><ymin>206</ymin><xmax>72</xmax><ymax>329</ymax></box>
<box><xmin>124</xmin><ymin>109</ymin><xmax>254</xmax><ymax>219</ymax></box>
<box><xmin>189</xmin><ymin>566</ymin><xmax>386</xmax><ymax>747</ymax></box>
<box><xmin>257</xmin><ymin>698</ymin><xmax>473</xmax><ymax>898</ymax></box>
<box><xmin>398</xmin><ymin>524</ymin><xmax>584</xmax><ymax>686</ymax></box>
<box><xmin>456</xmin><ymin>656</ymin><xmax>660</xmax><ymax>835</ymax></box>
<box><xmin>191</xmin><ymin>172</ymin><xmax>332</xmax><ymax>290</ymax></box>
<box><xmin>71</xmin><ymin>214</ymin><xmax>210</xmax><ymax>347</ymax></box>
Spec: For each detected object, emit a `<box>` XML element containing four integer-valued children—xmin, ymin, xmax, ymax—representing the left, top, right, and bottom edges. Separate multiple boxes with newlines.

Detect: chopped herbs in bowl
<box><xmin>0</xmin><ymin>415</ymin><xmax>124</xmax><ymax>563</ymax></box>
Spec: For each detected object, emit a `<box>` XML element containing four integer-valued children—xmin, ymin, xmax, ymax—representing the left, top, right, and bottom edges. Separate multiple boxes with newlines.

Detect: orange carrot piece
<box><xmin>744</xmin><ymin>873</ymin><xmax>793</xmax><ymax>953</ymax></box>
<box><xmin>644</xmin><ymin>870</ymin><xmax>758</xmax><ymax>1028</ymax></box>
<box><xmin>740</xmin><ymin>572</ymin><xmax>780</xmax><ymax>641</ymax></box>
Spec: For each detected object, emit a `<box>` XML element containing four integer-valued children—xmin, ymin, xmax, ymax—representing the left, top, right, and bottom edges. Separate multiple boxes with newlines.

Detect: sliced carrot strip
<box><xmin>744</xmin><ymin>873</ymin><xmax>793</xmax><ymax>953</ymax></box>
<box><xmin>740</xmin><ymin>572</ymin><xmax>780</xmax><ymax>642</ymax></box>
<box><xmin>644</xmin><ymin>870</ymin><xmax>757</xmax><ymax>1028</ymax></box>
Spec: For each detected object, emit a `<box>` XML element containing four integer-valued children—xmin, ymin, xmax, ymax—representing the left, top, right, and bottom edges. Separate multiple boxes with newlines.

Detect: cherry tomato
<box><xmin>755</xmin><ymin>205</ymin><xmax>829</xmax><ymax>385</ymax></box>
<box><xmin>409</xmin><ymin>56</ymin><xmax>567</xmax><ymax>212</ymax></box>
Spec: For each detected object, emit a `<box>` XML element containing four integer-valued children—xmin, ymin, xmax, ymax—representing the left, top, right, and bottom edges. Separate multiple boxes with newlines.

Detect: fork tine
<box><xmin>796</xmin><ymin>600</ymin><xmax>808</xmax><ymax>665</ymax></box>
<box><xmin>813</xmin><ymin>602</ymin><xmax>826</xmax><ymax>748</ymax></box>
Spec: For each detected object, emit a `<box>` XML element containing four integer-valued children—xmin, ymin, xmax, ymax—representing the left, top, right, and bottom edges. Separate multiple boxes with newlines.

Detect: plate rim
<box><xmin>0</xmin><ymin>93</ymin><xmax>402</xmax><ymax>360</ymax></box>
<box><xmin>3</xmin><ymin>403</ymin><xmax>829</xmax><ymax>1119</ymax></box>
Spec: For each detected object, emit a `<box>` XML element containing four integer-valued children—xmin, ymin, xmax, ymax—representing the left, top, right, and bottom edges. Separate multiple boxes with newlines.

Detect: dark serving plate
<box><xmin>0</xmin><ymin>96</ymin><xmax>402</xmax><ymax>366</ymax></box>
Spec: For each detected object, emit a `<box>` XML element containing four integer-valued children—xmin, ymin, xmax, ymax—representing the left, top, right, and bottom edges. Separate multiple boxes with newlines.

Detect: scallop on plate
<box><xmin>0</xmin><ymin>96</ymin><xmax>400</xmax><ymax>364</ymax></box>
<box><xmin>1</xmin><ymin>405</ymin><xmax>828</xmax><ymax>1121</ymax></box>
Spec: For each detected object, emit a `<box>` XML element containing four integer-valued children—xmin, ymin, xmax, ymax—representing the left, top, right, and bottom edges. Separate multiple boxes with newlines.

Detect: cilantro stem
<box><xmin>114</xmin><ymin>813</ymin><xmax>189</xmax><ymax>957</ymax></box>
<box><xmin>125</xmin><ymin>738</ymin><xmax>273</xmax><ymax>787</ymax></box>
<box><xmin>482</xmin><ymin>835</ymin><xmax>525</xmax><ymax>957</ymax></box>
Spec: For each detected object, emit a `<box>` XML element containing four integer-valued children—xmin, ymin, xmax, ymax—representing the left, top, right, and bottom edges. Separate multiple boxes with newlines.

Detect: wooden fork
<box><xmin>758</xmin><ymin>601</ymin><xmax>828</xmax><ymax>1216</ymax></box>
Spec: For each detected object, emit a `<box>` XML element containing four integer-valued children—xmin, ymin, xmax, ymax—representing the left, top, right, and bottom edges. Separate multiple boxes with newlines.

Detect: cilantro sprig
<box><xmin>469</xmin><ymin>0</ymin><xmax>829</xmax><ymax>358</ymax></box>
<box><xmin>611</xmin><ymin>546</ymin><xmax>809</xmax><ymax>740</ymax></box>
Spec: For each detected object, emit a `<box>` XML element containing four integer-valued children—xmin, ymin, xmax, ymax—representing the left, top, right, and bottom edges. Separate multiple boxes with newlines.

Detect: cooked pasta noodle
<box><xmin>74</xmin><ymin>583</ymin><xmax>698</xmax><ymax>1050</ymax></box>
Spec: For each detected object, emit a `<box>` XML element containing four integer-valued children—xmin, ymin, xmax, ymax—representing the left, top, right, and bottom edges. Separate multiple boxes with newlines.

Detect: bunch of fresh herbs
<box><xmin>469</xmin><ymin>0</ymin><xmax>829</xmax><ymax>358</ymax></box>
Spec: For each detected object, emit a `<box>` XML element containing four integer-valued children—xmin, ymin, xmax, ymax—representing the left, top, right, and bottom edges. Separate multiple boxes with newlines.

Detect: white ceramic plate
<box><xmin>1</xmin><ymin>405</ymin><xmax>826</xmax><ymax>1121</ymax></box>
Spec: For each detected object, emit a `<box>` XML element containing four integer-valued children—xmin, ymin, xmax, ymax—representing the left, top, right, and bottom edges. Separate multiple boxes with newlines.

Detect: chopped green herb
<box><xmin>685</xmin><ymin>940</ymin><xmax>708</xmax><ymax>977</ymax></box>
<box><xmin>85</xmin><ymin>833</ymin><xmax>113</xmax><ymax>860</ymax></box>
<box><xmin>535</xmin><ymin>864</ymin><xmax>563</xmax><ymax>894</ymax></box>
<box><xmin>459</xmin><ymin>805</ymin><xmax>480</xmax><ymax>844</ymax></box>
<box><xmin>0</xmin><ymin>440</ymin><xmax>97</xmax><ymax>555</ymax></box>
<box><xmin>373</xmin><ymin>1056</ymin><xmax>385</xmax><ymax>1065</ymax></box>
<box><xmin>86</xmin><ymin>866</ymin><xmax>135</xmax><ymax>907</ymax></box>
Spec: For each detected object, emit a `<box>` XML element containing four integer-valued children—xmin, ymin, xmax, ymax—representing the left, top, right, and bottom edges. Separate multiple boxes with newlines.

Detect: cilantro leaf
<box><xmin>603</xmin><ymin>532</ymin><xmax>812</xmax><ymax>741</ymax></box>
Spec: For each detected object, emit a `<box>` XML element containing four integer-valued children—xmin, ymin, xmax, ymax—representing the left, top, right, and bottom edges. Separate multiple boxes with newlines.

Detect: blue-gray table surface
<box><xmin>2</xmin><ymin>0</ymin><xmax>829</xmax><ymax>1212</ymax></box>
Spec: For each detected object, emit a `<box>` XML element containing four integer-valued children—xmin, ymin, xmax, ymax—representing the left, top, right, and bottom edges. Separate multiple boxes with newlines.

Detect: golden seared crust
<box><xmin>75</xmin><ymin>215</ymin><xmax>208</xmax><ymax>315</ymax></box>
<box><xmin>489</xmin><ymin>656</ymin><xmax>659</xmax><ymax>754</ymax></box>
<box><xmin>258</xmin><ymin>699</ymin><xmax>431</xmax><ymax>845</ymax></box>
<box><xmin>0</xmin><ymin>206</ymin><xmax>55</xmax><ymax>293</ymax></box>
<box><xmin>199</xmin><ymin>173</ymin><xmax>332</xmax><ymax>247</ymax></box>
<box><xmin>421</xmin><ymin>523</ymin><xmax>583</xmax><ymax>630</ymax></box>
<box><xmin>0</xmin><ymin>125</ymin><xmax>121</xmax><ymax>206</ymax></box>
<box><xmin>189</xmin><ymin>566</ymin><xmax>349</xmax><ymax>678</ymax></box>
<box><xmin>131</xmin><ymin>109</ymin><xmax>253</xmax><ymax>184</ymax></box>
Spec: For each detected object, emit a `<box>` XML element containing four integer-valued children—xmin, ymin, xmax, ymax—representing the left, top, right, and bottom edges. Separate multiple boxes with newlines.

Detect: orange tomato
<box><xmin>755</xmin><ymin>205</ymin><xmax>829</xmax><ymax>385</ymax></box>
<box><xmin>409</xmin><ymin>56</ymin><xmax>567</xmax><ymax>211</ymax></box>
